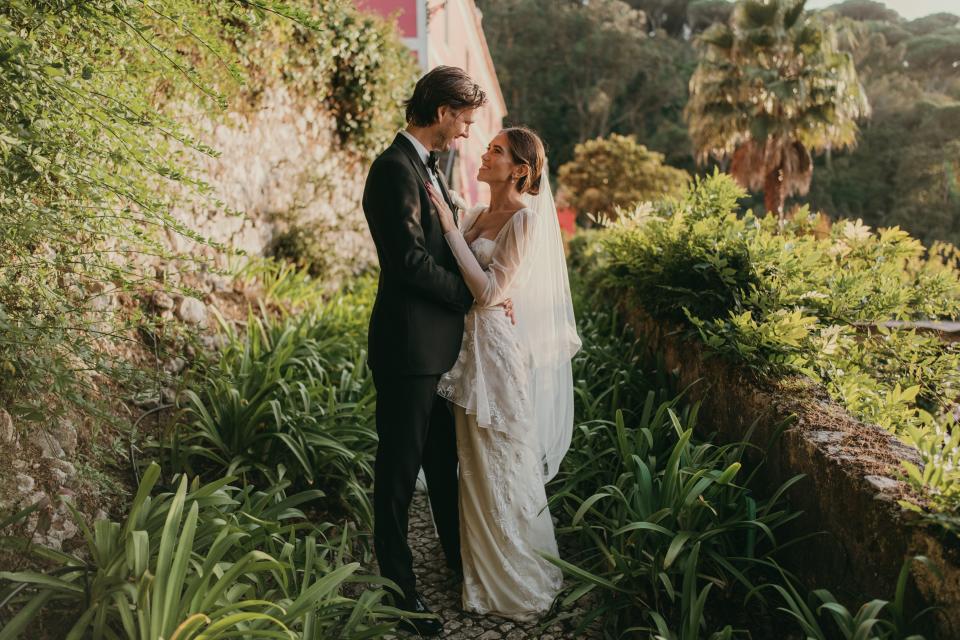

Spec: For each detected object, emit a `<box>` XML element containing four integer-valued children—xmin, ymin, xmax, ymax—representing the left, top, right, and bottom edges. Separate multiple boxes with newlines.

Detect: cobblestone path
<box><xmin>381</xmin><ymin>490</ymin><xmax>603</xmax><ymax>640</ymax></box>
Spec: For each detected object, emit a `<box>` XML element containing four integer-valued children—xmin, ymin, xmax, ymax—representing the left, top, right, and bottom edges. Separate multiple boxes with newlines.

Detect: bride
<box><xmin>426</xmin><ymin>126</ymin><xmax>581</xmax><ymax>621</ymax></box>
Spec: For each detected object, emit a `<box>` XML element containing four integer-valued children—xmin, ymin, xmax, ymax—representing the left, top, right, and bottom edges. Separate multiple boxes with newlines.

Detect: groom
<box><xmin>362</xmin><ymin>66</ymin><xmax>489</xmax><ymax>636</ymax></box>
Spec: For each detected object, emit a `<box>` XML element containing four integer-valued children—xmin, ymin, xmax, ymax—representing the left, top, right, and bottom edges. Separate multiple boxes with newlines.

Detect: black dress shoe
<box><xmin>396</xmin><ymin>592</ymin><xmax>443</xmax><ymax>637</ymax></box>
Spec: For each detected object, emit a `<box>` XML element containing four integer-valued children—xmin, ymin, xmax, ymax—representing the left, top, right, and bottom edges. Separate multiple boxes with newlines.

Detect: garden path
<box><xmin>381</xmin><ymin>490</ymin><xmax>602</xmax><ymax>640</ymax></box>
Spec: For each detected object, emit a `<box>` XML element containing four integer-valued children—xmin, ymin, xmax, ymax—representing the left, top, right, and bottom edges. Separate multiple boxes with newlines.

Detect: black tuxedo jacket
<box><xmin>362</xmin><ymin>133</ymin><xmax>474</xmax><ymax>375</ymax></box>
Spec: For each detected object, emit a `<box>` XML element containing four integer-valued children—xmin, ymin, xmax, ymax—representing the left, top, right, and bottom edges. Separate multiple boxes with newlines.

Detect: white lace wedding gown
<box><xmin>437</xmin><ymin>206</ymin><xmax>563</xmax><ymax>621</ymax></box>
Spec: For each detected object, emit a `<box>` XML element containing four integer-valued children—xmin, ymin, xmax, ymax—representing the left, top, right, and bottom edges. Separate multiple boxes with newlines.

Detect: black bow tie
<box><xmin>427</xmin><ymin>151</ymin><xmax>439</xmax><ymax>173</ymax></box>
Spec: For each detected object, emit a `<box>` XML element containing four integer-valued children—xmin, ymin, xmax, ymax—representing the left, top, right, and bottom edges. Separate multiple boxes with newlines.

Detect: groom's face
<box><xmin>433</xmin><ymin>106</ymin><xmax>477</xmax><ymax>150</ymax></box>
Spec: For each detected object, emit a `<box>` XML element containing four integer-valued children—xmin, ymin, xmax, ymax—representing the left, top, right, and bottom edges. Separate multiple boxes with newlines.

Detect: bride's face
<box><xmin>477</xmin><ymin>132</ymin><xmax>521</xmax><ymax>187</ymax></box>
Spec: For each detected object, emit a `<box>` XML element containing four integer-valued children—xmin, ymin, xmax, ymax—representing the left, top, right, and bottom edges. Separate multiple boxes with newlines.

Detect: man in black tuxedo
<box><xmin>362</xmin><ymin>66</ymin><xmax>508</xmax><ymax>636</ymax></box>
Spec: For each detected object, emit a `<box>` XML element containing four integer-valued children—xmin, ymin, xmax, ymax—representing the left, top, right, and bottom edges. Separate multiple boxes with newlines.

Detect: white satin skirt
<box><xmin>453</xmin><ymin>404</ymin><xmax>563</xmax><ymax>621</ymax></box>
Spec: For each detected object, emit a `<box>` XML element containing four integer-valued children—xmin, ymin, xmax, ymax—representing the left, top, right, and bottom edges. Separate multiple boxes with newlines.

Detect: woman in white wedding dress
<box><xmin>426</xmin><ymin>127</ymin><xmax>581</xmax><ymax>622</ymax></box>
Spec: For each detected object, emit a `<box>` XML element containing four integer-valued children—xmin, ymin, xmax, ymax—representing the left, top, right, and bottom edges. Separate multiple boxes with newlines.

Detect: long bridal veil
<box><xmin>511</xmin><ymin>165</ymin><xmax>582</xmax><ymax>482</ymax></box>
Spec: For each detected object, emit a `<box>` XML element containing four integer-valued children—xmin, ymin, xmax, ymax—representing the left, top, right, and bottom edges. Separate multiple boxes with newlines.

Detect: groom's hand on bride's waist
<box><xmin>500</xmin><ymin>298</ymin><xmax>516</xmax><ymax>325</ymax></box>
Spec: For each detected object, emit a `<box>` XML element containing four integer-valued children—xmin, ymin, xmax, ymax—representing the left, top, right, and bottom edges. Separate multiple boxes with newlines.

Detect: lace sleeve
<box><xmin>444</xmin><ymin>209</ymin><xmax>535</xmax><ymax>308</ymax></box>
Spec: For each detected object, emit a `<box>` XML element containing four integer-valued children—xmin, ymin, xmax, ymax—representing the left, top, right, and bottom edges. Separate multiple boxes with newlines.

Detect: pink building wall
<box><xmin>356</xmin><ymin>0</ymin><xmax>419</xmax><ymax>36</ymax></box>
<box><xmin>356</xmin><ymin>0</ymin><xmax>508</xmax><ymax>205</ymax></box>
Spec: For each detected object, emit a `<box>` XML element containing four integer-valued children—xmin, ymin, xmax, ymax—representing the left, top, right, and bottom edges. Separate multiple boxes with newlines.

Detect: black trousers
<box><xmin>372</xmin><ymin>371</ymin><xmax>462</xmax><ymax>600</ymax></box>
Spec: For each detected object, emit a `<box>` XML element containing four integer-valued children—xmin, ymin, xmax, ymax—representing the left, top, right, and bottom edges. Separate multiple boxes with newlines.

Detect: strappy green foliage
<box><xmin>549</xmin><ymin>292</ymin><xmax>802</xmax><ymax>638</ymax></box>
<box><xmin>553</xmin><ymin>279</ymin><xmax>939</xmax><ymax>638</ymax></box>
<box><xmin>753</xmin><ymin>556</ymin><xmax>940</xmax><ymax>640</ymax></box>
<box><xmin>0</xmin><ymin>462</ymin><xmax>401</xmax><ymax>639</ymax></box>
<box><xmin>167</xmin><ymin>276</ymin><xmax>378</xmax><ymax>528</ymax></box>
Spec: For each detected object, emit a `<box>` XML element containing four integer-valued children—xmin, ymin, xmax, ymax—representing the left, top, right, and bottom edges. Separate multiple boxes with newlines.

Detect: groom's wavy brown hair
<box><xmin>405</xmin><ymin>66</ymin><xmax>487</xmax><ymax>127</ymax></box>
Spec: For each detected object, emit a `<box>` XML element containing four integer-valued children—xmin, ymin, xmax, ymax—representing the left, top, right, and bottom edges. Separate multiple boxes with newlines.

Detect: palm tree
<box><xmin>685</xmin><ymin>0</ymin><xmax>871</xmax><ymax>220</ymax></box>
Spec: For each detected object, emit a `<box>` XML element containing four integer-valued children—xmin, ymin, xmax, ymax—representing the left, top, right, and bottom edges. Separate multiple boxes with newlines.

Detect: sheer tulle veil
<box><xmin>511</xmin><ymin>164</ymin><xmax>582</xmax><ymax>481</ymax></box>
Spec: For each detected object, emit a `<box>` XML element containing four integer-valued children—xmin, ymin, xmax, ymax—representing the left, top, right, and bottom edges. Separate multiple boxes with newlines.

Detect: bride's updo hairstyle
<box><xmin>502</xmin><ymin>127</ymin><xmax>545</xmax><ymax>195</ymax></box>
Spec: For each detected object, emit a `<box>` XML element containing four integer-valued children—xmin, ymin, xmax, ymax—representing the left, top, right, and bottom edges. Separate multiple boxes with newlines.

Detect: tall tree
<box><xmin>685</xmin><ymin>0</ymin><xmax>870</xmax><ymax>218</ymax></box>
<box><xmin>827</xmin><ymin>0</ymin><xmax>901</xmax><ymax>23</ymax></box>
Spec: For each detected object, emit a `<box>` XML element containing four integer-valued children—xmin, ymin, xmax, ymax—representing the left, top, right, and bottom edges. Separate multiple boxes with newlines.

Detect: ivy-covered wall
<box><xmin>166</xmin><ymin>1</ymin><xmax>418</xmax><ymax>280</ymax></box>
<box><xmin>0</xmin><ymin>0</ymin><xmax>415</xmax><ymax>549</ymax></box>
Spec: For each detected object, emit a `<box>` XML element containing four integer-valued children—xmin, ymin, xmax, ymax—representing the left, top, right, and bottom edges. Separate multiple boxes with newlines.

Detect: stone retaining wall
<box><xmin>621</xmin><ymin>303</ymin><xmax>960</xmax><ymax>637</ymax></box>
<box><xmin>165</xmin><ymin>84</ymin><xmax>375</xmax><ymax>283</ymax></box>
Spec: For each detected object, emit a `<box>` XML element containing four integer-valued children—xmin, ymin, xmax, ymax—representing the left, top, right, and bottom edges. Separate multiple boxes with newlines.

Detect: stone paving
<box><xmin>379</xmin><ymin>490</ymin><xmax>603</xmax><ymax>640</ymax></box>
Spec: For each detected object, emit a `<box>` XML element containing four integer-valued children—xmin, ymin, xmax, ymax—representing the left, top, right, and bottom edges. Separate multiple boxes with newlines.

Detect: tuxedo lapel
<box><xmin>434</xmin><ymin>167</ymin><xmax>459</xmax><ymax>225</ymax></box>
<box><xmin>392</xmin><ymin>133</ymin><xmax>433</xmax><ymax>192</ymax></box>
<box><xmin>392</xmin><ymin>133</ymin><xmax>459</xmax><ymax>224</ymax></box>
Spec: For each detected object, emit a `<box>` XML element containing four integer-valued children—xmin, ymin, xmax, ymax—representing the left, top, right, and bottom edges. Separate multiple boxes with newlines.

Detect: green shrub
<box><xmin>557</xmin><ymin>133</ymin><xmax>691</xmax><ymax>221</ymax></box>
<box><xmin>268</xmin><ymin>221</ymin><xmax>339</xmax><ymax>279</ymax></box>
<box><xmin>225</xmin><ymin>0</ymin><xmax>416</xmax><ymax>155</ymax></box>
<box><xmin>574</xmin><ymin>170</ymin><xmax>960</xmax><ymax>530</ymax></box>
